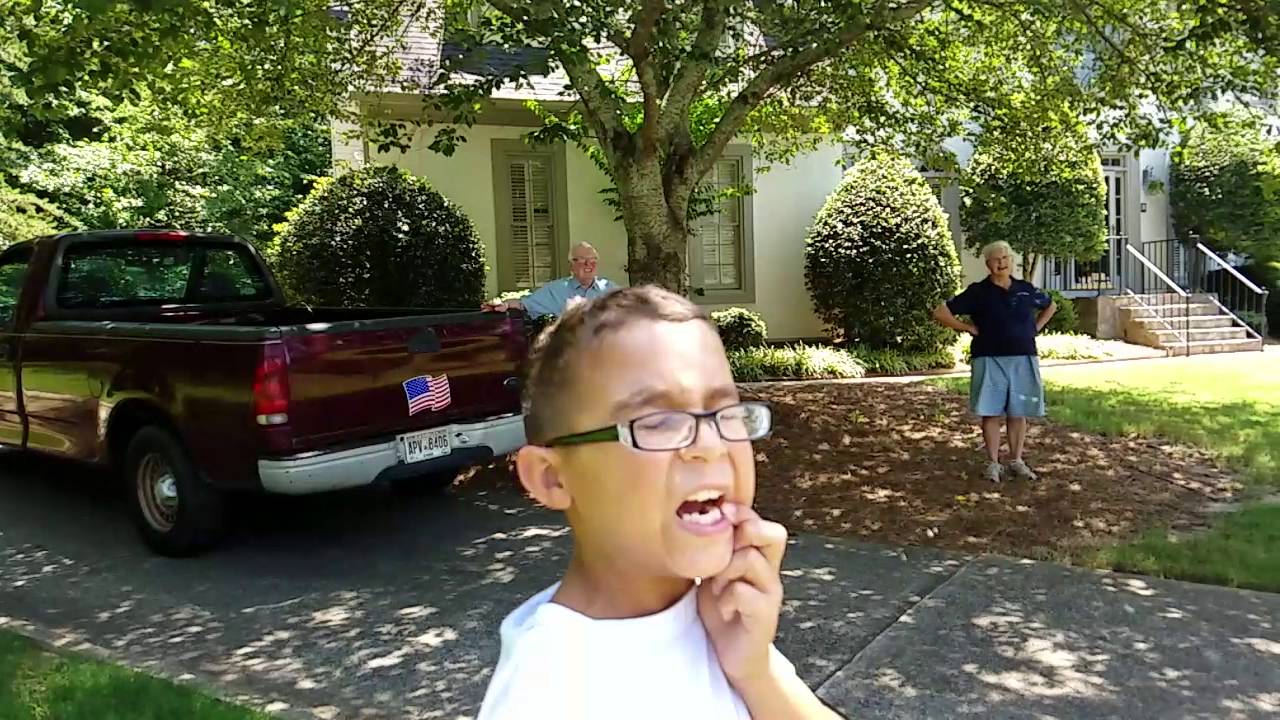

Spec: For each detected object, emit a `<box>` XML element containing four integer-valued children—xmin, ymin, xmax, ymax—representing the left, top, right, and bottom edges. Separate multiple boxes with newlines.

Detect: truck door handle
<box><xmin>408</xmin><ymin>329</ymin><xmax>441</xmax><ymax>354</ymax></box>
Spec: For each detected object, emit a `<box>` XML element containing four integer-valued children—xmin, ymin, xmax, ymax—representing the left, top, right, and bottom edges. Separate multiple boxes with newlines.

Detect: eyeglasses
<box><xmin>544</xmin><ymin>402</ymin><xmax>772</xmax><ymax>451</ymax></box>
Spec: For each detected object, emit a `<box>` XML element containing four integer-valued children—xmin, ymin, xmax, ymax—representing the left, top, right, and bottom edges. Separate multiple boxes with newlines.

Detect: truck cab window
<box><xmin>0</xmin><ymin>246</ymin><xmax>33</xmax><ymax>328</ymax></box>
<box><xmin>56</xmin><ymin>243</ymin><xmax>272</xmax><ymax>309</ymax></box>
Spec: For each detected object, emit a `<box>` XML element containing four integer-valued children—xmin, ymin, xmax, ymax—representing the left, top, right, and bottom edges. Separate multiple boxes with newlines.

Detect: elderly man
<box><xmin>483</xmin><ymin>242</ymin><xmax>616</xmax><ymax>318</ymax></box>
<box><xmin>933</xmin><ymin>241</ymin><xmax>1057</xmax><ymax>484</ymax></box>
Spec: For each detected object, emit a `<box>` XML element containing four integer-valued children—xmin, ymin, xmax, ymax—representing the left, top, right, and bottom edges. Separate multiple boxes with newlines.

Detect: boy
<box><xmin>477</xmin><ymin>286</ymin><xmax>842</xmax><ymax>719</ymax></box>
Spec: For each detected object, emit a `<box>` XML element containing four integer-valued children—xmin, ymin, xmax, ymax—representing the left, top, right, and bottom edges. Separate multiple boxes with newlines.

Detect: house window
<box><xmin>491</xmin><ymin>140</ymin><xmax>569</xmax><ymax>292</ymax></box>
<box><xmin>689</xmin><ymin>145</ymin><xmax>755</xmax><ymax>304</ymax></box>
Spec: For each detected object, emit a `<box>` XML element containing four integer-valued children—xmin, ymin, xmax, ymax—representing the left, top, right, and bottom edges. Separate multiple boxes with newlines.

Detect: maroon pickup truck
<box><xmin>0</xmin><ymin>230</ymin><xmax>528</xmax><ymax>556</ymax></box>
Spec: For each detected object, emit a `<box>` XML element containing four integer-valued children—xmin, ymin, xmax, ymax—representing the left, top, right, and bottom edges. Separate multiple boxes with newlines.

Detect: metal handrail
<box><xmin>1124</xmin><ymin>244</ymin><xmax>1187</xmax><ymax>297</ymax></box>
<box><xmin>1194</xmin><ymin>242</ymin><xmax>1266</xmax><ymax>294</ymax></box>
<box><xmin>1202</xmin><ymin>294</ymin><xmax>1264</xmax><ymax>341</ymax></box>
<box><xmin>1122</xmin><ymin>289</ymin><xmax>1185</xmax><ymax>341</ymax></box>
<box><xmin>1123</xmin><ymin>243</ymin><xmax>1189</xmax><ymax>352</ymax></box>
<box><xmin>1193</xmin><ymin>242</ymin><xmax>1268</xmax><ymax>341</ymax></box>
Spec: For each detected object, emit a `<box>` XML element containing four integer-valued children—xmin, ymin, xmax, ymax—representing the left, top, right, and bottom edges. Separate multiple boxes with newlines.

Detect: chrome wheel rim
<box><xmin>137</xmin><ymin>453</ymin><xmax>179</xmax><ymax>532</ymax></box>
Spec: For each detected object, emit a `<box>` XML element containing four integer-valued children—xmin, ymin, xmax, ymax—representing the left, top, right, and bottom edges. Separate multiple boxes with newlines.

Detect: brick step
<box><xmin>1165</xmin><ymin>338</ymin><xmax>1266</xmax><ymax>356</ymax></box>
<box><xmin>1119</xmin><ymin>303</ymin><xmax>1222</xmax><ymax>318</ymax></box>
<box><xmin>1114</xmin><ymin>293</ymin><xmax>1217</xmax><ymax>307</ymax></box>
<box><xmin>1147</xmin><ymin>327</ymin><xmax>1251</xmax><ymax>342</ymax></box>
<box><xmin>1126</xmin><ymin>315</ymin><xmax>1237</xmax><ymax>330</ymax></box>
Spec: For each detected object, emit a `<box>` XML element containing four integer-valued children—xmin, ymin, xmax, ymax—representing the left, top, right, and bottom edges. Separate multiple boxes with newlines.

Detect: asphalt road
<box><xmin>3</xmin><ymin>449</ymin><xmax>1277</xmax><ymax>720</ymax></box>
<box><xmin>0</xmin><ymin>450</ymin><xmax>960</xmax><ymax>718</ymax></box>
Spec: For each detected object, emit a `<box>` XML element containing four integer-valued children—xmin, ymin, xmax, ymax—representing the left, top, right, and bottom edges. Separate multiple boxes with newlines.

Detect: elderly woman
<box><xmin>933</xmin><ymin>241</ymin><xmax>1057</xmax><ymax>483</ymax></box>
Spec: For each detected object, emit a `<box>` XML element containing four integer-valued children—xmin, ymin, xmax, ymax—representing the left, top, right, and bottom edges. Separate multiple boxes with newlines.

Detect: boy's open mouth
<box><xmin>677</xmin><ymin>489</ymin><xmax>726</xmax><ymax>526</ymax></box>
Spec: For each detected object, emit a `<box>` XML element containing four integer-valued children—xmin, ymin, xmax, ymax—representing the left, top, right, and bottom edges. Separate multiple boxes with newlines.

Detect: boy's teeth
<box><xmin>680</xmin><ymin>506</ymin><xmax>724</xmax><ymax>525</ymax></box>
<box><xmin>684</xmin><ymin>489</ymin><xmax>724</xmax><ymax>503</ymax></box>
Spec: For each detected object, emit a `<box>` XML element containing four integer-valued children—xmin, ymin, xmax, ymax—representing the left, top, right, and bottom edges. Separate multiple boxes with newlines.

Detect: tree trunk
<box><xmin>617</xmin><ymin>159</ymin><xmax>691</xmax><ymax>294</ymax></box>
<box><xmin>1022</xmin><ymin>253</ymin><xmax>1038</xmax><ymax>282</ymax></box>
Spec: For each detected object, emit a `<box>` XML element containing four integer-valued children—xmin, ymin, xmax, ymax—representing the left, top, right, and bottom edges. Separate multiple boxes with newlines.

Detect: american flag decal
<box><xmin>402</xmin><ymin>374</ymin><xmax>452</xmax><ymax>416</ymax></box>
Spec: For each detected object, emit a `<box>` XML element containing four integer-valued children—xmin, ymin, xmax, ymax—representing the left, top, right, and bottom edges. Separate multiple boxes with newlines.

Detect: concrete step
<box><xmin>1165</xmin><ymin>338</ymin><xmax>1266</xmax><ymax>356</ymax></box>
<box><xmin>1149</xmin><ymin>327</ymin><xmax>1251</xmax><ymax>342</ymax></box>
<box><xmin>1114</xmin><ymin>293</ymin><xmax>1216</xmax><ymax>307</ymax></box>
<box><xmin>1119</xmin><ymin>303</ymin><xmax>1222</xmax><ymax>318</ymax></box>
<box><xmin>1127</xmin><ymin>315</ymin><xmax>1237</xmax><ymax>330</ymax></box>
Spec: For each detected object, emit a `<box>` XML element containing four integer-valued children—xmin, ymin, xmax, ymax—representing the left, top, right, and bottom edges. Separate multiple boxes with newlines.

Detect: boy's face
<box><xmin>530</xmin><ymin>318</ymin><xmax>756</xmax><ymax>581</ymax></box>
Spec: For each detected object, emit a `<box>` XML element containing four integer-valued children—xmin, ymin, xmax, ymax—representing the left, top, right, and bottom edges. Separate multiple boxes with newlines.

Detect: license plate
<box><xmin>398</xmin><ymin>427</ymin><xmax>451</xmax><ymax>464</ymax></box>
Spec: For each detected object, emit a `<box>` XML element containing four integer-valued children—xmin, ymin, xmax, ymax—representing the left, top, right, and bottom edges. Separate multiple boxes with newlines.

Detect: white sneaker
<box><xmin>983</xmin><ymin>461</ymin><xmax>1003</xmax><ymax>484</ymax></box>
<box><xmin>1008</xmin><ymin>459</ymin><xmax>1038</xmax><ymax>482</ymax></box>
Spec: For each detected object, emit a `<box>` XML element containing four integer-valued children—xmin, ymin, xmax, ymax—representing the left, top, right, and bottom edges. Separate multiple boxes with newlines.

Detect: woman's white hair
<box><xmin>980</xmin><ymin>241</ymin><xmax>1013</xmax><ymax>261</ymax></box>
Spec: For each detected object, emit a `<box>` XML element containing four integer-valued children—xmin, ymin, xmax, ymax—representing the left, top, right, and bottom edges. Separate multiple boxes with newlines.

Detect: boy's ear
<box><xmin>515</xmin><ymin>445</ymin><xmax>572</xmax><ymax>511</ymax></box>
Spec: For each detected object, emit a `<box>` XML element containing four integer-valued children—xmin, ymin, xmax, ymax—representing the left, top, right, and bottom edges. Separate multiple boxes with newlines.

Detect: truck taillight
<box><xmin>254</xmin><ymin>343</ymin><xmax>290</xmax><ymax>426</ymax></box>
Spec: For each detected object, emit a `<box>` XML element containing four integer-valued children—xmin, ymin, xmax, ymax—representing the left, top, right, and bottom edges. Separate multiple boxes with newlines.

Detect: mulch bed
<box><xmin>743</xmin><ymin>381</ymin><xmax>1240</xmax><ymax>558</ymax></box>
<box><xmin>461</xmin><ymin>381</ymin><xmax>1241</xmax><ymax>559</ymax></box>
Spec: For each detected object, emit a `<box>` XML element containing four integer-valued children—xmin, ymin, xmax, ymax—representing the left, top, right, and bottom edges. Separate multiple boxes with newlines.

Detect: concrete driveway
<box><xmin>1</xmin><ymin>450</ymin><xmax>1277</xmax><ymax>719</ymax></box>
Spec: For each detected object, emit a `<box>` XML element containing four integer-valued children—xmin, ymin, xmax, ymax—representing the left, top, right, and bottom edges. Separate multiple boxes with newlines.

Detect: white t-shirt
<box><xmin>476</xmin><ymin>582</ymin><xmax>798</xmax><ymax>720</ymax></box>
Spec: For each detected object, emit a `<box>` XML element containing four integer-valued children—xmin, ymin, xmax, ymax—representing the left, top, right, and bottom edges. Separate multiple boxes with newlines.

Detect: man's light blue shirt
<box><xmin>522</xmin><ymin>276</ymin><xmax>616</xmax><ymax>318</ymax></box>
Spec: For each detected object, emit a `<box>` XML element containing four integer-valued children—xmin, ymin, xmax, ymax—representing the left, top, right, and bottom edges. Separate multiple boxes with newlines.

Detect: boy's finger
<box><xmin>710</xmin><ymin>546</ymin><xmax>774</xmax><ymax>596</ymax></box>
<box><xmin>735</xmin><ymin>518</ymin><xmax>789</xmax><ymax>573</ymax></box>
<box><xmin>716</xmin><ymin>580</ymin><xmax>776</xmax><ymax>627</ymax></box>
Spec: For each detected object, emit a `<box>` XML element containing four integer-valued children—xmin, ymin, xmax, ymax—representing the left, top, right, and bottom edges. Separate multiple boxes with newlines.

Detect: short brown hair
<box><xmin>522</xmin><ymin>285</ymin><xmax>713</xmax><ymax>445</ymax></box>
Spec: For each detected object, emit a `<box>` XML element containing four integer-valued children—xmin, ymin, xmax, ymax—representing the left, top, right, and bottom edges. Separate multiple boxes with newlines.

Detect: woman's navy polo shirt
<box><xmin>946</xmin><ymin>277</ymin><xmax>1053</xmax><ymax>357</ymax></box>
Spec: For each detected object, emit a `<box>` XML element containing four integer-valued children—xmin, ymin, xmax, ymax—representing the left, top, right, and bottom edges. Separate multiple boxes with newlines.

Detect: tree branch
<box><xmin>618</xmin><ymin>1</ymin><xmax>671</xmax><ymax>154</ymax></box>
<box><xmin>636</xmin><ymin>60</ymin><xmax>664</xmax><ymax>153</ymax></box>
<box><xmin>625</xmin><ymin>0</ymin><xmax>669</xmax><ymax>61</ymax></box>
<box><xmin>689</xmin><ymin>0</ymin><xmax>934</xmax><ymax>182</ymax></box>
<box><xmin>659</xmin><ymin>0</ymin><xmax>732</xmax><ymax>144</ymax></box>
<box><xmin>485</xmin><ymin>0</ymin><xmax>629</xmax><ymax>158</ymax></box>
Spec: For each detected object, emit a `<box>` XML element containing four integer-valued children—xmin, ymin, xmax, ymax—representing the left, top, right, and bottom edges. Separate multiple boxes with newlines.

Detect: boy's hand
<box><xmin>697</xmin><ymin>502</ymin><xmax>788</xmax><ymax>685</ymax></box>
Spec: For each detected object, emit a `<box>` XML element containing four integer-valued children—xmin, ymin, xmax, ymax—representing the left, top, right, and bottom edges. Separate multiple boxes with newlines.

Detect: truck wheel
<box><xmin>125</xmin><ymin>427</ymin><xmax>226</xmax><ymax>557</ymax></box>
<box><xmin>390</xmin><ymin>468</ymin><xmax>461</xmax><ymax>496</ymax></box>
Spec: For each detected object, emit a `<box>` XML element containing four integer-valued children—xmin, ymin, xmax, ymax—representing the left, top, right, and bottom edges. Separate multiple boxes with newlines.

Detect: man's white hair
<box><xmin>981</xmin><ymin>241</ymin><xmax>1013</xmax><ymax>261</ymax></box>
<box><xmin>568</xmin><ymin>241</ymin><xmax>598</xmax><ymax>261</ymax></box>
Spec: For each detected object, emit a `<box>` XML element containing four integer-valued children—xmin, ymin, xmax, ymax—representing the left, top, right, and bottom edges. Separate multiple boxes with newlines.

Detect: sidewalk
<box><xmin>1</xmin><ymin>459</ymin><xmax>1277</xmax><ymax>719</ymax></box>
<box><xmin>816</xmin><ymin>553</ymin><xmax>1280</xmax><ymax>719</ymax></box>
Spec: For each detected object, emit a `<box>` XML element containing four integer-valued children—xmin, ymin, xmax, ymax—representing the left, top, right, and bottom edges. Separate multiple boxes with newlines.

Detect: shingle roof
<box><xmin>385</xmin><ymin>13</ymin><xmax>577</xmax><ymax>102</ymax></box>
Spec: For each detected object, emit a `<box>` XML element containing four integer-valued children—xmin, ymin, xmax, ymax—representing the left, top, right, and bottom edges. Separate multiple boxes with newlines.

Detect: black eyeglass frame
<box><xmin>543</xmin><ymin>401</ymin><xmax>772</xmax><ymax>451</ymax></box>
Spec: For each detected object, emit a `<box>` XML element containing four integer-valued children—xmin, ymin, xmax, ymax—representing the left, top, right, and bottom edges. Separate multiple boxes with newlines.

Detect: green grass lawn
<box><xmin>1093</xmin><ymin>505</ymin><xmax>1280</xmax><ymax>593</ymax></box>
<box><xmin>935</xmin><ymin>350</ymin><xmax>1280</xmax><ymax>591</ymax></box>
<box><xmin>0</xmin><ymin>630</ymin><xmax>267</xmax><ymax>720</ymax></box>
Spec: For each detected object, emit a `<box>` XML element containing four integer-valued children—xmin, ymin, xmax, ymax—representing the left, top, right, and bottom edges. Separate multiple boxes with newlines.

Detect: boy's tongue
<box><xmin>677</xmin><ymin>499</ymin><xmax>714</xmax><ymax>516</ymax></box>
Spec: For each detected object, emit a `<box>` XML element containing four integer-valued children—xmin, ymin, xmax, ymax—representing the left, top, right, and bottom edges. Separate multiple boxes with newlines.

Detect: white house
<box><xmin>333</xmin><ymin>21</ymin><xmax>1180</xmax><ymax>342</ymax></box>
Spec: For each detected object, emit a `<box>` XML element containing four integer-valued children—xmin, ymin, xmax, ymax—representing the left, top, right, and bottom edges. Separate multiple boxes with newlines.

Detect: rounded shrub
<box><xmin>1044</xmin><ymin>289</ymin><xmax>1079</xmax><ymax>335</ymax></box>
<box><xmin>711</xmin><ymin>307</ymin><xmax>768</xmax><ymax>350</ymax></box>
<box><xmin>268</xmin><ymin>165</ymin><xmax>485</xmax><ymax>308</ymax></box>
<box><xmin>804</xmin><ymin>151</ymin><xmax>961</xmax><ymax>353</ymax></box>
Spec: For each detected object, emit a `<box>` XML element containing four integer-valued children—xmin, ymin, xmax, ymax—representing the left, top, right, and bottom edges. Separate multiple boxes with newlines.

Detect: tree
<box><xmin>7</xmin><ymin>2</ymin><xmax>1280</xmax><ymax>293</ymax></box>
<box><xmin>1171</xmin><ymin>107</ymin><xmax>1280</xmax><ymax>265</ymax></box>
<box><xmin>0</xmin><ymin>0</ymin><xmax>406</xmax><ymax>144</ymax></box>
<box><xmin>0</xmin><ymin>180</ymin><xmax>68</xmax><ymax>246</ymax></box>
<box><xmin>377</xmin><ymin>0</ymin><xmax>1280</xmax><ymax>292</ymax></box>
<box><xmin>961</xmin><ymin>114</ymin><xmax>1109</xmax><ymax>278</ymax></box>
<box><xmin>2</xmin><ymin>99</ymin><xmax>329</xmax><ymax>248</ymax></box>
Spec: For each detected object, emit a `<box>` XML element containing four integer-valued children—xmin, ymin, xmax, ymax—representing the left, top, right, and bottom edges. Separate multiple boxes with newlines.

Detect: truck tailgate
<box><xmin>278</xmin><ymin>311</ymin><xmax>526</xmax><ymax>453</ymax></box>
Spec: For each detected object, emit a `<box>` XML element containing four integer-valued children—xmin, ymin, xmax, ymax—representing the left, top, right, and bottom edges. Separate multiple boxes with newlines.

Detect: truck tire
<box><xmin>125</xmin><ymin>426</ymin><xmax>227</xmax><ymax>557</ymax></box>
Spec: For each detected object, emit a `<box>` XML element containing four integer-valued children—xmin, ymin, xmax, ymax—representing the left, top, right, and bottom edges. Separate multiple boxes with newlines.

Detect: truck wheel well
<box><xmin>107</xmin><ymin>402</ymin><xmax>179</xmax><ymax>470</ymax></box>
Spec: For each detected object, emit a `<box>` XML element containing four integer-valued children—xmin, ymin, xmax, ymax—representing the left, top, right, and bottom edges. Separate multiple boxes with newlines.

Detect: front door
<box><xmin>1099</xmin><ymin>156</ymin><xmax>1127</xmax><ymax>289</ymax></box>
<box><xmin>1044</xmin><ymin>158</ymin><xmax>1126</xmax><ymax>293</ymax></box>
<box><xmin>0</xmin><ymin>244</ymin><xmax>33</xmax><ymax>447</ymax></box>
